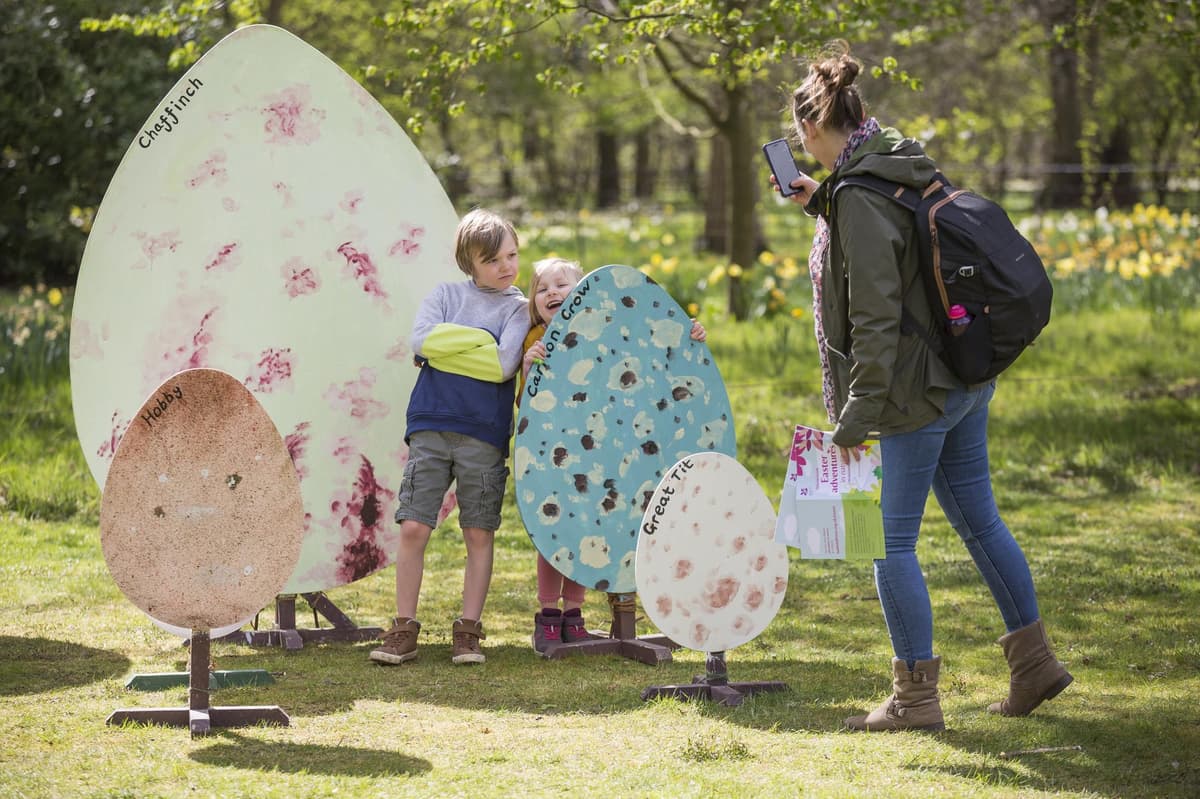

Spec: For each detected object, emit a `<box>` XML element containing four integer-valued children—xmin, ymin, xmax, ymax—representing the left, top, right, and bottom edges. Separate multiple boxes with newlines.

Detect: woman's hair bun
<box><xmin>835</xmin><ymin>57</ymin><xmax>860</xmax><ymax>90</ymax></box>
<box><xmin>792</xmin><ymin>39</ymin><xmax>867</xmax><ymax>132</ymax></box>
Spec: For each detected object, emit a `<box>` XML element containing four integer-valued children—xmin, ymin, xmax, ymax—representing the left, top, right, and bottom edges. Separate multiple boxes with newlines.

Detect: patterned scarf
<box><xmin>808</xmin><ymin>117</ymin><xmax>882</xmax><ymax>423</ymax></box>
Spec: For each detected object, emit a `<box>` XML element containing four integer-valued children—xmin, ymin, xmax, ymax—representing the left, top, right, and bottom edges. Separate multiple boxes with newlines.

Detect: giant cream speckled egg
<box><xmin>636</xmin><ymin>453</ymin><xmax>788</xmax><ymax>653</ymax></box>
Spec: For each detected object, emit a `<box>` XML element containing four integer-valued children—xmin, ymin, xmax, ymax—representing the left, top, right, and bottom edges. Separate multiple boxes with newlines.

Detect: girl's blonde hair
<box><xmin>528</xmin><ymin>257</ymin><xmax>584</xmax><ymax>326</ymax></box>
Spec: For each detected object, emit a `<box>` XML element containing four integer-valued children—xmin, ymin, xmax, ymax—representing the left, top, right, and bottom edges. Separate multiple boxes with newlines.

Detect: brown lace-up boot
<box><xmin>988</xmin><ymin>619</ymin><xmax>1073</xmax><ymax>716</ymax></box>
<box><xmin>845</xmin><ymin>656</ymin><xmax>946</xmax><ymax>732</ymax></box>
<box><xmin>369</xmin><ymin>617</ymin><xmax>420</xmax><ymax>664</ymax></box>
<box><xmin>451</xmin><ymin>617</ymin><xmax>486</xmax><ymax>665</ymax></box>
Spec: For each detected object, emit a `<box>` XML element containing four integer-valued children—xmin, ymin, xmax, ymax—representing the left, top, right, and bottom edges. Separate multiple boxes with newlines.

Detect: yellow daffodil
<box><xmin>778</xmin><ymin>258</ymin><xmax>800</xmax><ymax>280</ymax></box>
<box><xmin>1055</xmin><ymin>257</ymin><xmax>1077</xmax><ymax>276</ymax></box>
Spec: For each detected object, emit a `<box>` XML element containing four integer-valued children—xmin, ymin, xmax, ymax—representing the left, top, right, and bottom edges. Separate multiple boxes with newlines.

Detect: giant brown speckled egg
<box><xmin>100</xmin><ymin>368</ymin><xmax>305</xmax><ymax>630</ymax></box>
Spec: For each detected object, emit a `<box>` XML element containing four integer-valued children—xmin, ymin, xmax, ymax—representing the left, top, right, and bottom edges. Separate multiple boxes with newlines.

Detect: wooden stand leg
<box><xmin>239</xmin><ymin>591</ymin><xmax>383</xmax><ymax>650</ymax></box>
<box><xmin>544</xmin><ymin>593</ymin><xmax>675</xmax><ymax>665</ymax></box>
<box><xmin>641</xmin><ymin>651</ymin><xmax>788</xmax><ymax>706</ymax></box>
<box><xmin>188</xmin><ymin>631</ymin><xmax>212</xmax><ymax>736</ymax></box>
<box><xmin>107</xmin><ymin>629</ymin><xmax>290</xmax><ymax>735</ymax></box>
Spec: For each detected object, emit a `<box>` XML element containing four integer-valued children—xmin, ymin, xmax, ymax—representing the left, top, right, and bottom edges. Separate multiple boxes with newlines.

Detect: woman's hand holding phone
<box><xmin>769</xmin><ymin>172</ymin><xmax>820</xmax><ymax>204</ymax></box>
<box><xmin>763</xmin><ymin>138</ymin><xmax>818</xmax><ymax>204</ymax></box>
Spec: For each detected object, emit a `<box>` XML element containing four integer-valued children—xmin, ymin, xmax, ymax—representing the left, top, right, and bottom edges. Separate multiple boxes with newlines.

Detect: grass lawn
<box><xmin>2</xmin><ymin>304</ymin><xmax>1199</xmax><ymax>798</ymax></box>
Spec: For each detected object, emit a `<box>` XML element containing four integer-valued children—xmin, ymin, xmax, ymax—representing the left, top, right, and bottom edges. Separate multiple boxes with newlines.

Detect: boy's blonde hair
<box><xmin>454</xmin><ymin>208</ymin><xmax>519</xmax><ymax>277</ymax></box>
<box><xmin>528</xmin><ymin>258</ymin><xmax>585</xmax><ymax>326</ymax></box>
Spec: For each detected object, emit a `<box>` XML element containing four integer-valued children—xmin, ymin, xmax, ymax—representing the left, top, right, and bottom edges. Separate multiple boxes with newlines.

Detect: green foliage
<box><xmin>80</xmin><ymin>0</ymin><xmax>265</xmax><ymax>69</ymax></box>
<box><xmin>0</xmin><ymin>2</ymin><xmax>174</xmax><ymax>287</ymax></box>
<box><xmin>16</xmin><ymin>0</ymin><xmax>1199</xmax><ymax>291</ymax></box>
<box><xmin>0</xmin><ymin>285</ymin><xmax>71</xmax><ymax>386</ymax></box>
<box><xmin>369</xmin><ymin>0</ymin><xmax>956</xmax><ymax>317</ymax></box>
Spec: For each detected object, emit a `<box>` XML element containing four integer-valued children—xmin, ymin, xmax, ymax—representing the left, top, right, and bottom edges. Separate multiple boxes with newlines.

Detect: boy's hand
<box><xmin>689</xmin><ymin>319</ymin><xmax>706</xmax><ymax>342</ymax></box>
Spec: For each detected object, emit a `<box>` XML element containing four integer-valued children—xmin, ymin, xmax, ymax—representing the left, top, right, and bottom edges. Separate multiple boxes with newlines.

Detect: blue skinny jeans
<box><xmin>875</xmin><ymin>381</ymin><xmax>1040</xmax><ymax>666</ymax></box>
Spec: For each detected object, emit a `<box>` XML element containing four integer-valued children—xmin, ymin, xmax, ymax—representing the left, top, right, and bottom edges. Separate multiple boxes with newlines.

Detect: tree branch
<box><xmin>637</xmin><ymin>59</ymin><xmax>715</xmax><ymax>139</ymax></box>
<box><xmin>653</xmin><ymin>39</ymin><xmax>723</xmax><ymax>126</ymax></box>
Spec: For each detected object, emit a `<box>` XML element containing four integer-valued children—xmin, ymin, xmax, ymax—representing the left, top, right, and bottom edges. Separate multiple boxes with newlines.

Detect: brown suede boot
<box><xmin>988</xmin><ymin>619</ymin><xmax>1073</xmax><ymax>716</ymax></box>
<box><xmin>451</xmin><ymin>617</ymin><xmax>486</xmax><ymax>665</ymax></box>
<box><xmin>369</xmin><ymin>617</ymin><xmax>420</xmax><ymax>665</ymax></box>
<box><xmin>845</xmin><ymin>656</ymin><xmax>946</xmax><ymax>732</ymax></box>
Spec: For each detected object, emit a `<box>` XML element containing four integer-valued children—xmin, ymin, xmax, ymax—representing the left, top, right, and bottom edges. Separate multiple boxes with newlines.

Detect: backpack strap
<box><xmin>830</xmin><ymin>173</ymin><xmax>950</xmax><ymax>349</ymax></box>
<box><xmin>901</xmin><ymin>306</ymin><xmax>944</xmax><ymax>356</ymax></box>
<box><xmin>833</xmin><ymin>172</ymin><xmax>952</xmax><ymax>211</ymax></box>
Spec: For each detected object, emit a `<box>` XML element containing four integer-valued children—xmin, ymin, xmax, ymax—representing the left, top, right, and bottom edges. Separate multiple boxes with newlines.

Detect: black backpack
<box><xmin>832</xmin><ymin>173</ymin><xmax>1052</xmax><ymax>384</ymax></box>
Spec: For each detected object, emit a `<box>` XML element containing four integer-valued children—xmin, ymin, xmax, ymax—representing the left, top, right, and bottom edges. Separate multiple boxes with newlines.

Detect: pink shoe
<box><xmin>532</xmin><ymin>610</ymin><xmax>562</xmax><ymax>655</ymax></box>
<box><xmin>561</xmin><ymin>608</ymin><xmax>590</xmax><ymax>643</ymax></box>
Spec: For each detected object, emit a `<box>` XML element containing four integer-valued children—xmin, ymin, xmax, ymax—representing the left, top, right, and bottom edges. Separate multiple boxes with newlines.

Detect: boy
<box><xmin>371</xmin><ymin>209</ymin><xmax>530</xmax><ymax>665</ymax></box>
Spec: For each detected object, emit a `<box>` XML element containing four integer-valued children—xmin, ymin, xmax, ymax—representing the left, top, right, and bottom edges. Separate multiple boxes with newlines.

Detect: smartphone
<box><xmin>762</xmin><ymin>138</ymin><xmax>803</xmax><ymax>198</ymax></box>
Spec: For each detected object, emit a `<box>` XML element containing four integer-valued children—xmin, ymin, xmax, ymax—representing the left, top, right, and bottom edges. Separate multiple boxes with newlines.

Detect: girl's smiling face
<box><xmin>533</xmin><ymin>268</ymin><xmax>579</xmax><ymax>324</ymax></box>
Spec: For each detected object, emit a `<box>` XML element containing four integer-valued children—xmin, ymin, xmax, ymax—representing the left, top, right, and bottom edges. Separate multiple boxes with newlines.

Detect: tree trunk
<box><xmin>497</xmin><ymin>133</ymin><xmax>516</xmax><ymax>199</ymax></box>
<box><xmin>634</xmin><ymin>126</ymin><xmax>656</xmax><ymax>200</ymax></box>
<box><xmin>595</xmin><ymin>129</ymin><xmax>620</xmax><ymax>208</ymax></box>
<box><xmin>265</xmin><ymin>0</ymin><xmax>286</xmax><ymax>25</ymax></box>
<box><xmin>1098</xmin><ymin>118</ymin><xmax>1137</xmax><ymax>208</ymax></box>
<box><xmin>437</xmin><ymin>112</ymin><xmax>470</xmax><ymax>203</ymax></box>
<box><xmin>681</xmin><ymin>136</ymin><xmax>702</xmax><ymax>199</ymax></box>
<box><xmin>1149</xmin><ymin>115</ymin><xmax>1175</xmax><ymax>207</ymax></box>
<box><xmin>1038</xmin><ymin>0</ymin><xmax>1085</xmax><ymax>208</ymax></box>
<box><xmin>701</xmin><ymin>137</ymin><xmax>729</xmax><ymax>255</ymax></box>
<box><xmin>724</xmin><ymin>89</ymin><xmax>759</xmax><ymax>321</ymax></box>
<box><xmin>542</xmin><ymin>149</ymin><xmax>563</xmax><ymax>203</ymax></box>
<box><xmin>525</xmin><ymin>116</ymin><xmax>564</xmax><ymax>203</ymax></box>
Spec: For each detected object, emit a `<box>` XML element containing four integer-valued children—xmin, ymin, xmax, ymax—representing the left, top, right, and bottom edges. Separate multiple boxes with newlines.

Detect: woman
<box><xmin>774</xmin><ymin>42</ymin><xmax>1072</xmax><ymax>732</ymax></box>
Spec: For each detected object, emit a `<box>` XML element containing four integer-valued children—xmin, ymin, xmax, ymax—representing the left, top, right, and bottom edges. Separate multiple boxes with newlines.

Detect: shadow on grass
<box><xmin>190</xmin><ymin>732</ymin><xmax>431</xmax><ymax>777</ymax></box>
<box><xmin>932</xmin><ymin>708</ymin><xmax>1200</xmax><ymax>799</ymax></box>
<box><xmin>0</xmin><ymin>635</ymin><xmax>130</xmax><ymax>695</ymax></box>
<box><xmin>202</xmin><ymin>638</ymin><xmax>877</xmax><ymax>734</ymax></box>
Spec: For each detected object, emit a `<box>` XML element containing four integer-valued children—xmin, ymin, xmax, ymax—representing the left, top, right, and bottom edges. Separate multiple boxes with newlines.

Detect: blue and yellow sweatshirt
<box><xmin>406</xmin><ymin>280</ymin><xmax>530</xmax><ymax>455</ymax></box>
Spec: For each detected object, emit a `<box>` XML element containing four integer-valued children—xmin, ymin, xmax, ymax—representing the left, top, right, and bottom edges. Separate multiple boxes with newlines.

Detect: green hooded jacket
<box><xmin>806</xmin><ymin>128</ymin><xmax>960</xmax><ymax>448</ymax></box>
